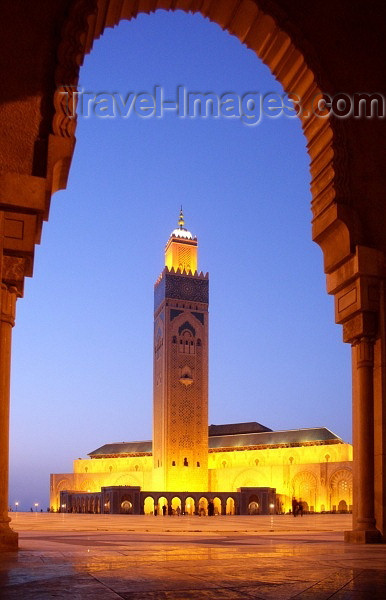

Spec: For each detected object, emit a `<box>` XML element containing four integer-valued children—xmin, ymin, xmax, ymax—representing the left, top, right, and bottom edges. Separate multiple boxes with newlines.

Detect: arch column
<box><xmin>326</xmin><ymin>245</ymin><xmax>385</xmax><ymax>542</ymax></box>
<box><xmin>0</xmin><ymin>283</ymin><xmax>18</xmax><ymax>550</ymax></box>
<box><xmin>346</xmin><ymin>336</ymin><xmax>380</xmax><ymax>540</ymax></box>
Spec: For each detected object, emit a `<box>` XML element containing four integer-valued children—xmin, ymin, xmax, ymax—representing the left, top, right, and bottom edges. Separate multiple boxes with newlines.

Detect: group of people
<box><xmin>157</xmin><ymin>500</ymin><xmax>216</xmax><ymax>516</ymax></box>
<box><xmin>160</xmin><ymin>504</ymin><xmax>181</xmax><ymax>516</ymax></box>
<box><xmin>291</xmin><ymin>497</ymin><xmax>304</xmax><ymax>517</ymax></box>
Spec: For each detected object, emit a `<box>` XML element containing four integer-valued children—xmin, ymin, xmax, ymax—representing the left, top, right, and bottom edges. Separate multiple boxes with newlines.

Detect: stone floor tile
<box><xmin>121</xmin><ymin>588</ymin><xmax>259</xmax><ymax>600</ymax></box>
<box><xmin>0</xmin><ymin>576</ymin><xmax>124</xmax><ymax>600</ymax></box>
<box><xmin>2</xmin><ymin>515</ymin><xmax>386</xmax><ymax>600</ymax></box>
<box><xmin>330</xmin><ymin>593</ymin><xmax>386</xmax><ymax>600</ymax></box>
<box><xmin>227</xmin><ymin>582</ymin><xmax>316</xmax><ymax>599</ymax></box>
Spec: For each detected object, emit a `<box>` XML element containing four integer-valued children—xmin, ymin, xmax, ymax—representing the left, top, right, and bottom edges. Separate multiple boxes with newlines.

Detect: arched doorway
<box><xmin>184</xmin><ymin>497</ymin><xmax>195</xmax><ymax>515</ymax></box>
<box><xmin>198</xmin><ymin>497</ymin><xmax>208</xmax><ymax>516</ymax></box>
<box><xmin>213</xmin><ymin>497</ymin><xmax>222</xmax><ymax>516</ymax></box>
<box><xmin>120</xmin><ymin>499</ymin><xmax>133</xmax><ymax>514</ymax></box>
<box><xmin>144</xmin><ymin>496</ymin><xmax>155</xmax><ymax>515</ymax></box>
<box><xmin>226</xmin><ymin>497</ymin><xmax>235</xmax><ymax>515</ymax></box>
<box><xmin>292</xmin><ymin>472</ymin><xmax>317</xmax><ymax>513</ymax></box>
<box><xmin>158</xmin><ymin>497</ymin><xmax>168</xmax><ymax>516</ymax></box>
<box><xmin>248</xmin><ymin>495</ymin><xmax>260</xmax><ymax>515</ymax></box>
<box><xmin>171</xmin><ymin>497</ymin><xmax>181</xmax><ymax>515</ymax></box>
<box><xmin>330</xmin><ymin>469</ymin><xmax>353</xmax><ymax>513</ymax></box>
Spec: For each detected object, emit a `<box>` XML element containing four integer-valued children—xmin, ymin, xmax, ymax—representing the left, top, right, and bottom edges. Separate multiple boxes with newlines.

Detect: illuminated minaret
<box><xmin>153</xmin><ymin>209</ymin><xmax>209</xmax><ymax>492</ymax></box>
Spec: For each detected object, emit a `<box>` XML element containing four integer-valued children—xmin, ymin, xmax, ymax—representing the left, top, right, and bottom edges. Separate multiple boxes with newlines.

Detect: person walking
<box><xmin>292</xmin><ymin>497</ymin><xmax>298</xmax><ymax>517</ymax></box>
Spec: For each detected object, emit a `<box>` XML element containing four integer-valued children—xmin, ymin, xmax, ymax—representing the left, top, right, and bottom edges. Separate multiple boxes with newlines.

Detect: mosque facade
<box><xmin>50</xmin><ymin>212</ymin><xmax>353</xmax><ymax>515</ymax></box>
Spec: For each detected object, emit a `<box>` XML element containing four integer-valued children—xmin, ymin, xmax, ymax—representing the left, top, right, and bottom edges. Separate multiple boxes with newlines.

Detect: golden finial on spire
<box><xmin>178</xmin><ymin>206</ymin><xmax>184</xmax><ymax>228</ymax></box>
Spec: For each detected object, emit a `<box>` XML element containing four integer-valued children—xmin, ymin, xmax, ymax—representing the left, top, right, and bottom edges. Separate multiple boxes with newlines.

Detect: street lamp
<box><xmin>269</xmin><ymin>503</ymin><xmax>275</xmax><ymax>531</ymax></box>
<box><xmin>61</xmin><ymin>503</ymin><xmax>66</xmax><ymax>513</ymax></box>
<box><xmin>14</xmin><ymin>501</ymin><xmax>19</xmax><ymax>512</ymax></box>
<box><xmin>34</xmin><ymin>502</ymin><xmax>39</xmax><ymax>512</ymax></box>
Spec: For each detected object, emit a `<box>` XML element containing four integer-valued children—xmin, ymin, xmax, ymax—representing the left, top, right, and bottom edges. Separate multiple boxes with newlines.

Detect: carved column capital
<box><xmin>323</xmin><ymin>245</ymin><xmax>386</xmax><ymax>345</ymax></box>
<box><xmin>352</xmin><ymin>336</ymin><xmax>375</xmax><ymax>368</ymax></box>
<box><xmin>0</xmin><ymin>284</ymin><xmax>18</xmax><ymax>327</ymax></box>
<box><xmin>343</xmin><ymin>311</ymin><xmax>378</xmax><ymax>345</ymax></box>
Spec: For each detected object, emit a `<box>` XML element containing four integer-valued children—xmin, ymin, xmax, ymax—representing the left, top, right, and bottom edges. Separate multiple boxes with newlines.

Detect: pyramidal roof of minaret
<box><xmin>169</xmin><ymin>207</ymin><xmax>195</xmax><ymax>240</ymax></box>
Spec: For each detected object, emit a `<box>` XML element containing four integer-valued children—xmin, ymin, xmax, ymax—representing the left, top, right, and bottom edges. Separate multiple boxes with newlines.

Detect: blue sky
<box><xmin>9</xmin><ymin>11</ymin><xmax>351</xmax><ymax>511</ymax></box>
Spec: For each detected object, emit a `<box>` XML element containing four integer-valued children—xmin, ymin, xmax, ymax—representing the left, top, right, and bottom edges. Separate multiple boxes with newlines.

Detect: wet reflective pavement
<box><xmin>1</xmin><ymin>514</ymin><xmax>385</xmax><ymax>599</ymax></box>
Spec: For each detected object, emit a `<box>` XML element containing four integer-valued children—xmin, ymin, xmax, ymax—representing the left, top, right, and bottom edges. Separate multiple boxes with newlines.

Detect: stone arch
<box><xmin>292</xmin><ymin>470</ymin><xmax>318</xmax><ymax>511</ymax></box>
<box><xmin>50</xmin><ymin>0</ymin><xmax>356</xmax><ymax>277</ymax></box>
<box><xmin>248</xmin><ymin>494</ymin><xmax>260</xmax><ymax>514</ymax></box>
<box><xmin>2</xmin><ymin>0</ymin><xmax>385</xmax><ymax>547</ymax></box>
<box><xmin>329</xmin><ymin>467</ymin><xmax>353</xmax><ymax>489</ymax></box>
<box><xmin>184</xmin><ymin>496</ymin><xmax>195</xmax><ymax>515</ymax></box>
<box><xmin>233</xmin><ymin>468</ymin><xmax>269</xmax><ymax>490</ymax></box>
<box><xmin>171</xmin><ymin>496</ymin><xmax>182</xmax><ymax>513</ymax></box>
<box><xmin>198</xmin><ymin>497</ymin><xmax>208</xmax><ymax>516</ymax></box>
<box><xmin>144</xmin><ymin>496</ymin><xmax>155</xmax><ymax>515</ymax></box>
<box><xmin>56</xmin><ymin>478</ymin><xmax>72</xmax><ymax>492</ymax></box>
<box><xmin>157</xmin><ymin>496</ymin><xmax>168</xmax><ymax>515</ymax></box>
<box><xmin>54</xmin><ymin>478</ymin><xmax>73</xmax><ymax>511</ymax></box>
<box><xmin>329</xmin><ymin>468</ymin><xmax>353</xmax><ymax>512</ymax></box>
<box><xmin>226</xmin><ymin>497</ymin><xmax>236</xmax><ymax>515</ymax></box>
<box><xmin>213</xmin><ymin>497</ymin><xmax>222</xmax><ymax>516</ymax></box>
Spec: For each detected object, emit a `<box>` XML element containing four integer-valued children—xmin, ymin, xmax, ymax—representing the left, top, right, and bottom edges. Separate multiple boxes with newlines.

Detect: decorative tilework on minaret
<box><xmin>153</xmin><ymin>210</ymin><xmax>209</xmax><ymax>492</ymax></box>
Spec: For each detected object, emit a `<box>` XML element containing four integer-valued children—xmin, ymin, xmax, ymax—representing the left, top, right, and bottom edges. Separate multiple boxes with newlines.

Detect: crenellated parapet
<box><xmin>154</xmin><ymin>267</ymin><xmax>209</xmax><ymax>312</ymax></box>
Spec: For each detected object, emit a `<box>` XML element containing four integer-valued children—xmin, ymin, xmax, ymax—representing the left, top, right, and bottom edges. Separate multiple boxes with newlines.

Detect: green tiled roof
<box><xmin>88</xmin><ymin>427</ymin><xmax>342</xmax><ymax>457</ymax></box>
<box><xmin>88</xmin><ymin>441</ymin><xmax>152</xmax><ymax>456</ymax></box>
<box><xmin>208</xmin><ymin>422</ymin><xmax>272</xmax><ymax>436</ymax></box>
<box><xmin>208</xmin><ymin>427</ymin><xmax>342</xmax><ymax>449</ymax></box>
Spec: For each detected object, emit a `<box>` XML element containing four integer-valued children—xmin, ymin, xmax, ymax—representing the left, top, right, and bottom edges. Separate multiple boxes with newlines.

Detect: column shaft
<box><xmin>0</xmin><ymin>284</ymin><xmax>18</xmax><ymax>550</ymax></box>
<box><xmin>345</xmin><ymin>337</ymin><xmax>381</xmax><ymax>542</ymax></box>
<box><xmin>355</xmin><ymin>338</ymin><xmax>376</xmax><ymax>528</ymax></box>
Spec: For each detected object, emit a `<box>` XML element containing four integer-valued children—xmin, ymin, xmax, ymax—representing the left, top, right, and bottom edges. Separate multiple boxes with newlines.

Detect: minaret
<box><xmin>153</xmin><ymin>209</ymin><xmax>209</xmax><ymax>492</ymax></box>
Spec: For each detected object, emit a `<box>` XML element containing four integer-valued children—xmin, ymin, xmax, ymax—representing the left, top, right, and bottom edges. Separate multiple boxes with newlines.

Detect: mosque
<box><xmin>50</xmin><ymin>211</ymin><xmax>352</xmax><ymax>516</ymax></box>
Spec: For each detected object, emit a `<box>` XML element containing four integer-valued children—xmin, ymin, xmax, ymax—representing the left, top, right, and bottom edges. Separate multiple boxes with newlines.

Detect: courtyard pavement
<box><xmin>0</xmin><ymin>513</ymin><xmax>386</xmax><ymax>599</ymax></box>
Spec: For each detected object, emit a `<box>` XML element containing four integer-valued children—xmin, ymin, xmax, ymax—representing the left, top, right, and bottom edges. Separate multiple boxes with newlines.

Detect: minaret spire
<box><xmin>165</xmin><ymin>209</ymin><xmax>198</xmax><ymax>273</ymax></box>
<box><xmin>178</xmin><ymin>206</ymin><xmax>184</xmax><ymax>229</ymax></box>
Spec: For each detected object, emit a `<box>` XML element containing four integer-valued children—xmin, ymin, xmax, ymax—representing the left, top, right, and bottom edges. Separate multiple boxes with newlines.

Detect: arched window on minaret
<box><xmin>178</xmin><ymin>329</ymin><xmax>195</xmax><ymax>355</ymax></box>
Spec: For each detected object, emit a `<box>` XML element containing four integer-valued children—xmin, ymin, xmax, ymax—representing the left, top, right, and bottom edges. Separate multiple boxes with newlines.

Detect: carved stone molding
<box><xmin>49</xmin><ymin>0</ymin><xmax>354</xmax><ymax>269</ymax></box>
<box><xmin>354</xmin><ymin>336</ymin><xmax>375</xmax><ymax>368</ymax></box>
<box><xmin>0</xmin><ymin>284</ymin><xmax>18</xmax><ymax>327</ymax></box>
<box><xmin>1</xmin><ymin>257</ymin><xmax>29</xmax><ymax>296</ymax></box>
<box><xmin>343</xmin><ymin>312</ymin><xmax>378</xmax><ymax>345</ymax></box>
<box><xmin>53</xmin><ymin>0</ymin><xmax>98</xmax><ymax>139</ymax></box>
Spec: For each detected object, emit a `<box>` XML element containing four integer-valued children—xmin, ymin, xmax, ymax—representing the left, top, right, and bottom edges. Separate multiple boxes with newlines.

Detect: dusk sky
<box><xmin>9</xmin><ymin>11</ymin><xmax>351</xmax><ymax>511</ymax></box>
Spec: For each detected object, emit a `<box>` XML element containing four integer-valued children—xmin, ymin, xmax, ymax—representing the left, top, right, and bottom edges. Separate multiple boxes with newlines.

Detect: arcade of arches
<box><xmin>1</xmin><ymin>0</ymin><xmax>386</xmax><ymax>549</ymax></box>
<box><xmin>59</xmin><ymin>487</ymin><xmax>242</xmax><ymax>516</ymax></box>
